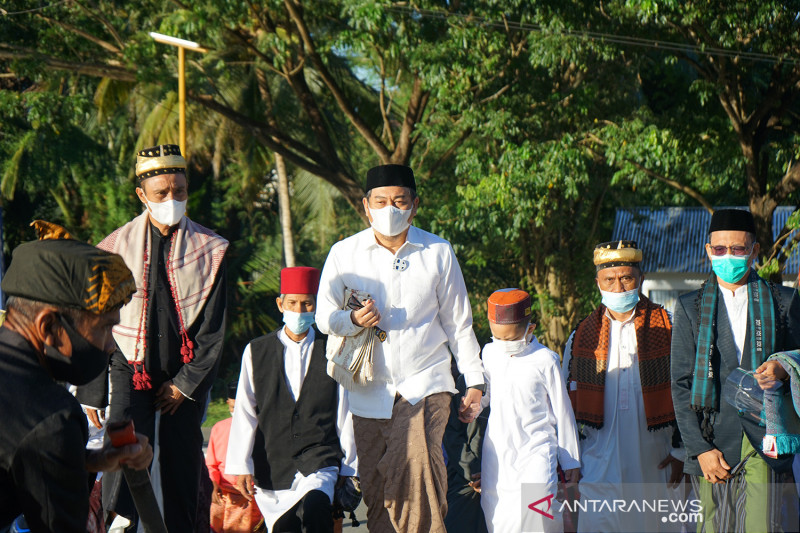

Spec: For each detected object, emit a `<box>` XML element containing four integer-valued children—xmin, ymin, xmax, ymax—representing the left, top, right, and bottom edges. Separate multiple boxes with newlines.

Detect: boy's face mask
<box><xmin>490</xmin><ymin>323</ymin><xmax>535</xmax><ymax>356</ymax></box>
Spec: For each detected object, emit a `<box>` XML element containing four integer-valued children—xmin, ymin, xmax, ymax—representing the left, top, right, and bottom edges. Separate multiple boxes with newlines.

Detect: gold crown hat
<box><xmin>135</xmin><ymin>144</ymin><xmax>187</xmax><ymax>181</ymax></box>
<box><xmin>593</xmin><ymin>240</ymin><xmax>643</xmax><ymax>271</ymax></box>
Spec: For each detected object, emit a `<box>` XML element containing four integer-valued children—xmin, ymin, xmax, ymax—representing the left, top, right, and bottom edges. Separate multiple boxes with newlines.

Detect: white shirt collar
<box><xmin>604</xmin><ymin>303</ymin><xmax>638</xmax><ymax>325</ymax></box>
<box><xmin>720</xmin><ymin>283</ymin><xmax>748</xmax><ymax>299</ymax></box>
<box><xmin>361</xmin><ymin>225</ymin><xmax>425</xmax><ymax>252</ymax></box>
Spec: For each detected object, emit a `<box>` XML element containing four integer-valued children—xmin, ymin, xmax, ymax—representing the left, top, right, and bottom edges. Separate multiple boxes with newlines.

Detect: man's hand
<box><xmin>563</xmin><ymin>468</ymin><xmax>581</xmax><ymax>486</ymax></box>
<box><xmin>155</xmin><ymin>380</ymin><xmax>186</xmax><ymax>415</ymax></box>
<box><xmin>755</xmin><ymin>360</ymin><xmax>788</xmax><ymax>390</ymax></box>
<box><xmin>86</xmin><ymin>408</ymin><xmax>105</xmax><ymax>430</ymax></box>
<box><xmin>469</xmin><ymin>472</ymin><xmax>481</xmax><ymax>493</ymax></box>
<box><xmin>211</xmin><ymin>480</ymin><xmax>223</xmax><ymax>506</ymax></box>
<box><xmin>350</xmin><ymin>299</ymin><xmax>381</xmax><ymax>328</ymax></box>
<box><xmin>235</xmin><ymin>474</ymin><xmax>255</xmax><ymax>502</ymax></box>
<box><xmin>86</xmin><ymin>432</ymin><xmax>153</xmax><ymax>473</ymax></box>
<box><xmin>658</xmin><ymin>453</ymin><xmax>687</xmax><ymax>488</ymax></box>
<box><xmin>697</xmin><ymin>448</ymin><xmax>730</xmax><ymax>484</ymax></box>
<box><xmin>557</xmin><ymin>467</ymin><xmax>582</xmax><ymax>502</ymax></box>
<box><xmin>458</xmin><ymin>387</ymin><xmax>483</xmax><ymax>423</ymax></box>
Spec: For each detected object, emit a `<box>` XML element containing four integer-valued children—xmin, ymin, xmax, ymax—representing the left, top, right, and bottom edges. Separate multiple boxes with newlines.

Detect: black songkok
<box><xmin>708</xmin><ymin>209</ymin><xmax>756</xmax><ymax>235</ymax></box>
<box><xmin>227</xmin><ymin>381</ymin><xmax>239</xmax><ymax>400</ymax></box>
<box><xmin>365</xmin><ymin>165</ymin><xmax>416</xmax><ymax>193</ymax></box>
<box><xmin>3</xmin><ymin>224</ymin><xmax>135</xmax><ymax>314</ymax></box>
<box><xmin>593</xmin><ymin>240</ymin><xmax>643</xmax><ymax>272</ymax></box>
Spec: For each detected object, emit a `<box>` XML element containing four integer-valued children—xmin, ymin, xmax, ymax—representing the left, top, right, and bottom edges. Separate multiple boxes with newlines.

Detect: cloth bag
<box><xmin>326</xmin><ymin>288</ymin><xmax>386</xmax><ymax>390</ymax></box>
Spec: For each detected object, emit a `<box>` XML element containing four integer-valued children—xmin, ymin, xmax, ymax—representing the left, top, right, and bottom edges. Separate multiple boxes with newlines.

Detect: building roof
<box><xmin>611</xmin><ymin>206</ymin><xmax>800</xmax><ymax>275</ymax></box>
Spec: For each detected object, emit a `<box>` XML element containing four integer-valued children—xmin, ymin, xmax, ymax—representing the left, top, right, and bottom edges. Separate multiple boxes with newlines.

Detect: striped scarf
<box><xmin>763</xmin><ymin>350</ymin><xmax>800</xmax><ymax>457</ymax></box>
<box><xmin>691</xmin><ymin>271</ymin><xmax>776</xmax><ymax>420</ymax></box>
<box><xmin>98</xmin><ymin>211</ymin><xmax>228</xmax><ymax>388</ymax></box>
<box><xmin>568</xmin><ymin>295</ymin><xmax>675</xmax><ymax>430</ymax></box>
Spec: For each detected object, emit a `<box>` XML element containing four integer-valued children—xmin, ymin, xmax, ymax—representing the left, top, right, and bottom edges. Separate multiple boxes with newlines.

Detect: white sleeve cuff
<box><xmin>463</xmin><ymin>371</ymin><xmax>485</xmax><ymax>388</ymax></box>
<box><xmin>670</xmin><ymin>447</ymin><xmax>686</xmax><ymax>462</ymax></box>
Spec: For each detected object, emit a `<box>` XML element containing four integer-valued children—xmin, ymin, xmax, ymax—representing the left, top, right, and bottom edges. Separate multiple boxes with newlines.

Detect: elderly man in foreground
<box><xmin>0</xmin><ymin>226</ymin><xmax>152</xmax><ymax>531</ymax></box>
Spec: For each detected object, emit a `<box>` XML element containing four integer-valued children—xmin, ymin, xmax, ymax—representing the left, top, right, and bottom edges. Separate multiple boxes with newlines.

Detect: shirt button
<box><xmin>293</xmin><ymin>433</ymin><xmax>299</xmax><ymax>438</ymax></box>
<box><xmin>158</xmin><ymin>333</ymin><xmax>163</xmax><ymax>338</ymax></box>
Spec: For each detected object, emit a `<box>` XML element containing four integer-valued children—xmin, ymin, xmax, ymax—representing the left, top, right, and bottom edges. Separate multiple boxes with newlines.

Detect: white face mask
<box><xmin>368</xmin><ymin>205</ymin><xmax>412</xmax><ymax>237</ymax></box>
<box><xmin>144</xmin><ymin>194</ymin><xmax>186</xmax><ymax>227</ymax></box>
<box><xmin>490</xmin><ymin>324</ymin><xmax>534</xmax><ymax>356</ymax></box>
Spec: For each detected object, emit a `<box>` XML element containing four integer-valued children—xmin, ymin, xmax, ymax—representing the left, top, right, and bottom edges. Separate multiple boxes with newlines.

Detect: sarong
<box><xmin>352</xmin><ymin>392</ymin><xmax>450</xmax><ymax>533</ymax></box>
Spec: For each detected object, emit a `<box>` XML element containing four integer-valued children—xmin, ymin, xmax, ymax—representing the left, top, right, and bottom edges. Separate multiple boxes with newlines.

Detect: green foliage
<box><xmin>202</xmin><ymin>398</ymin><xmax>231</xmax><ymax>428</ymax></box>
<box><xmin>3</xmin><ymin>0</ymin><xmax>800</xmax><ymax>374</ymax></box>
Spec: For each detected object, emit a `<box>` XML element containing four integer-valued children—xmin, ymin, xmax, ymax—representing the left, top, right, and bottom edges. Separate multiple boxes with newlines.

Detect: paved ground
<box><xmin>202</xmin><ymin>427</ymin><xmax>369</xmax><ymax>531</ymax></box>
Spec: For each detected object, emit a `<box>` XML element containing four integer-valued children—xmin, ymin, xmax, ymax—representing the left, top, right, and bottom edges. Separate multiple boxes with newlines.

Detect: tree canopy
<box><xmin>2</xmin><ymin>0</ymin><xmax>799</xmax><ymax>367</ymax></box>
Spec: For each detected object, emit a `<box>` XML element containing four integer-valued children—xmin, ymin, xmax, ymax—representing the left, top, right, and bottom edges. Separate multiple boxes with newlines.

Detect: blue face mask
<box><xmin>711</xmin><ymin>255</ymin><xmax>750</xmax><ymax>284</ymax></box>
<box><xmin>283</xmin><ymin>310</ymin><xmax>315</xmax><ymax>335</ymax></box>
<box><xmin>600</xmin><ymin>287</ymin><xmax>640</xmax><ymax>313</ymax></box>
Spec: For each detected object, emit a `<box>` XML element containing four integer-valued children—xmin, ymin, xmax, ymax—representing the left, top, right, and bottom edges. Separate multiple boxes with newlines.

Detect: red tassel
<box><xmin>131</xmin><ymin>363</ymin><xmax>153</xmax><ymax>391</ymax></box>
<box><xmin>180</xmin><ymin>339</ymin><xmax>195</xmax><ymax>364</ymax></box>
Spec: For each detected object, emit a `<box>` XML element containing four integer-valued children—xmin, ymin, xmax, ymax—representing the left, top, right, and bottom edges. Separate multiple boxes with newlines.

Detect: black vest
<box><xmin>249</xmin><ymin>328</ymin><xmax>343</xmax><ymax>490</ymax></box>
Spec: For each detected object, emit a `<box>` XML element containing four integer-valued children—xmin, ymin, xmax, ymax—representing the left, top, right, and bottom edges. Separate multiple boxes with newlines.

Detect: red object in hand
<box><xmin>107</xmin><ymin>420</ymin><xmax>137</xmax><ymax>448</ymax></box>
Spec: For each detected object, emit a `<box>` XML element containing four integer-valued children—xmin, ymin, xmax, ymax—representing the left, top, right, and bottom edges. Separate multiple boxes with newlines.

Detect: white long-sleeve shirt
<box><xmin>561</xmin><ymin>309</ymin><xmax>682</xmax><ymax>532</ymax></box>
<box><xmin>225</xmin><ymin>327</ymin><xmax>357</xmax><ymax>531</ymax></box>
<box><xmin>315</xmin><ymin>226</ymin><xmax>484</xmax><ymax>419</ymax></box>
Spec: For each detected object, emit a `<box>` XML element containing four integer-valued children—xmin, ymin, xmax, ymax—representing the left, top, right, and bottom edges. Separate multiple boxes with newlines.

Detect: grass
<box><xmin>203</xmin><ymin>397</ymin><xmax>231</xmax><ymax>428</ymax></box>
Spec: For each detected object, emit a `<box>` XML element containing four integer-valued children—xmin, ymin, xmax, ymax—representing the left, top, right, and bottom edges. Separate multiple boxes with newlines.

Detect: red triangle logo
<box><xmin>528</xmin><ymin>493</ymin><xmax>555</xmax><ymax>520</ymax></box>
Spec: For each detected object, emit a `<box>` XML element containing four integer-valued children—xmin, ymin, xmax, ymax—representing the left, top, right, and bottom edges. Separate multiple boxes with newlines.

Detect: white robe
<box><xmin>562</xmin><ymin>311</ymin><xmax>683</xmax><ymax>533</ymax></box>
<box><xmin>481</xmin><ymin>337</ymin><xmax>581</xmax><ymax>533</ymax></box>
<box><xmin>225</xmin><ymin>328</ymin><xmax>357</xmax><ymax>532</ymax></box>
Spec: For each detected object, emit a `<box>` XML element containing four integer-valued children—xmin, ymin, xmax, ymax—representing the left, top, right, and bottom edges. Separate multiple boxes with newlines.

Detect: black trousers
<box><xmin>272</xmin><ymin>490</ymin><xmax>333</xmax><ymax>533</ymax></box>
<box><xmin>103</xmin><ymin>352</ymin><xmax>205</xmax><ymax>532</ymax></box>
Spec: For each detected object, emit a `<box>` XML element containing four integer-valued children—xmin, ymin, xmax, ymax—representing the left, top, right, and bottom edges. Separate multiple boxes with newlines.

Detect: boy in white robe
<box><xmin>479</xmin><ymin>288</ymin><xmax>581</xmax><ymax>533</ymax></box>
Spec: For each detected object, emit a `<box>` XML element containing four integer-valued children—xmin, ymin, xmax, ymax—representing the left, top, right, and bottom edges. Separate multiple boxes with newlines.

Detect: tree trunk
<box><xmin>275</xmin><ymin>152</ymin><xmax>295</xmax><ymax>268</ymax></box>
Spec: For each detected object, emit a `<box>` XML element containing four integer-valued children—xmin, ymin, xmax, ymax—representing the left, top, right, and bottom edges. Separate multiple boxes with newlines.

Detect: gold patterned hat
<box><xmin>593</xmin><ymin>240</ymin><xmax>643</xmax><ymax>271</ymax></box>
<box><xmin>2</xmin><ymin>221</ymin><xmax>135</xmax><ymax>314</ymax></box>
<box><xmin>135</xmin><ymin>144</ymin><xmax>187</xmax><ymax>181</ymax></box>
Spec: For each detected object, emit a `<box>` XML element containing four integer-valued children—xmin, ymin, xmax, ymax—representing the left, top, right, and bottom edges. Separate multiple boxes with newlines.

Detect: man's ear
<box><xmin>407</xmin><ymin>196</ymin><xmax>420</xmax><ymax>224</ymax></box>
<box><xmin>35</xmin><ymin>309</ymin><xmax>70</xmax><ymax>354</ymax></box>
<box><xmin>362</xmin><ymin>197</ymin><xmax>372</xmax><ymax>223</ymax></box>
<box><xmin>276</xmin><ymin>296</ymin><xmax>284</xmax><ymax>313</ymax></box>
<box><xmin>135</xmin><ymin>186</ymin><xmax>148</xmax><ymax>206</ymax></box>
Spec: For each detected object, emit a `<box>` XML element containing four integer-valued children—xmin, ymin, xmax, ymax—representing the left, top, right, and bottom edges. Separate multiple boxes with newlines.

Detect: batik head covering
<box><xmin>2</xmin><ymin>221</ymin><xmax>135</xmax><ymax>314</ymax></box>
<box><xmin>487</xmin><ymin>288</ymin><xmax>532</xmax><ymax>324</ymax></box>
<box><xmin>135</xmin><ymin>144</ymin><xmax>187</xmax><ymax>182</ymax></box>
<box><xmin>593</xmin><ymin>240</ymin><xmax>643</xmax><ymax>272</ymax></box>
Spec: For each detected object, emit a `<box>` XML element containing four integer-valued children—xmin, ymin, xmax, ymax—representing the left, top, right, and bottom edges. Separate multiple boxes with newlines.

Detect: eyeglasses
<box><xmin>708</xmin><ymin>244</ymin><xmax>752</xmax><ymax>256</ymax></box>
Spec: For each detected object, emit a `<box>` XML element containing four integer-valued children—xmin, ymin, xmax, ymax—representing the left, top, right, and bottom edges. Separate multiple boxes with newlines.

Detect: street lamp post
<box><xmin>149</xmin><ymin>32</ymin><xmax>208</xmax><ymax>155</ymax></box>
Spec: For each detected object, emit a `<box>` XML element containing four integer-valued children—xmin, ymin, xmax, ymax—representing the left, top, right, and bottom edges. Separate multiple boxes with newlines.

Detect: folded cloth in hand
<box><xmin>762</xmin><ymin>350</ymin><xmax>800</xmax><ymax>458</ymax></box>
<box><xmin>326</xmin><ymin>288</ymin><xmax>385</xmax><ymax>390</ymax></box>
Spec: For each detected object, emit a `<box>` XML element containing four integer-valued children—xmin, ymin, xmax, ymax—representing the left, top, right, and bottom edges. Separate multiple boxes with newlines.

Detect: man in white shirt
<box><xmin>671</xmin><ymin>209</ymin><xmax>800</xmax><ymax>532</ymax></box>
<box><xmin>316</xmin><ymin>164</ymin><xmax>485</xmax><ymax>533</ymax></box>
<box><xmin>562</xmin><ymin>240</ymin><xmax>684</xmax><ymax>532</ymax></box>
<box><xmin>226</xmin><ymin>267</ymin><xmax>357</xmax><ymax>533</ymax></box>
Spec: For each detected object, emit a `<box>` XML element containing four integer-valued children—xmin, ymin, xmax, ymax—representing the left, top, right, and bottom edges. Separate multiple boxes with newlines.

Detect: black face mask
<box><xmin>42</xmin><ymin>314</ymin><xmax>110</xmax><ymax>386</ymax></box>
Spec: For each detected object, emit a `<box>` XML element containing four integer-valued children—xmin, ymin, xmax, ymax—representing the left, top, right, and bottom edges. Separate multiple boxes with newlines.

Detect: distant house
<box><xmin>611</xmin><ymin>207</ymin><xmax>800</xmax><ymax>312</ymax></box>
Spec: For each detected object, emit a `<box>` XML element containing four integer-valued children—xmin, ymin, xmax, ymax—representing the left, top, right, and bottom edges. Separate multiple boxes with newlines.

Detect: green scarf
<box><xmin>691</xmin><ymin>271</ymin><xmax>776</xmax><ymax>420</ymax></box>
